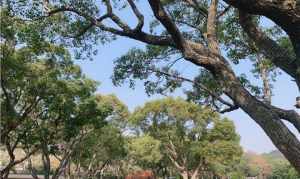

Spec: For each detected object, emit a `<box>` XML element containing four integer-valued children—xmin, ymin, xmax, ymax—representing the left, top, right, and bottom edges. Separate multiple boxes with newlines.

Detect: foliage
<box><xmin>72</xmin><ymin>125</ymin><xmax>126</xmax><ymax>175</ymax></box>
<box><xmin>112</xmin><ymin>45</ymin><xmax>182</xmax><ymax>96</ymax></box>
<box><xmin>233</xmin><ymin>151</ymin><xmax>300</xmax><ymax>178</ymax></box>
<box><xmin>127</xmin><ymin>135</ymin><xmax>162</xmax><ymax>168</ymax></box>
<box><xmin>0</xmin><ymin>8</ymin><xmax>127</xmax><ymax>178</ymax></box>
<box><xmin>95</xmin><ymin>94</ymin><xmax>130</xmax><ymax>130</ymax></box>
<box><xmin>129</xmin><ymin>97</ymin><xmax>242</xmax><ymax>177</ymax></box>
<box><xmin>268</xmin><ymin>162</ymin><xmax>300</xmax><ymax>179</ymax></box>
<box><xmin>263</xmin><ymin>151</ymin><xmax>300</xmax><ymax>179</ymax></box>
<box><xmin>2</xmin><ymin>0</ymin><xmax>300</xmax><ymax>175</ymax></box>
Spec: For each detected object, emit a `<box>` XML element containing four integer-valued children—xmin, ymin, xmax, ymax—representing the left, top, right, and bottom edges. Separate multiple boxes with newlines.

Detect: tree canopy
<box><xmin>0</xmin><ymin>9</ymin><xmax>127</xmax><ymax>179</ymax></box>
<box><xmin>1</xmin><ymin>0</ymin><xmax>300</xmax><ymax>173</ymax></box>
<box><xmin>129</xmin><ymin>98</ymin><xmax>242</xmax><ymax>178</ymax></box>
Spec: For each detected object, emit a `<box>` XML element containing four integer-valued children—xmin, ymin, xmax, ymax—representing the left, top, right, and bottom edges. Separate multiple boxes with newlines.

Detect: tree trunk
<box><xmin>190</xmin><ymin>172</ymin><xmax>198</xmax><ymax>179</ymax></box>
<box><xmin>28</xmin><ymin>158</ymin><xmax>39</xmax><ymax>179</ymax></box>
<box><xmin>180</xmin><ymin>171</ymin><xmax>189</xmax><ymax>179</ymax></box>
<box><xmin>66</xmin><ymin>161</ymin><xmax>71</xmax><ymax>179</ymax></box>
<box><xmin>180</xmin><ymin>37</ymin><xmax>300</xmax><ymax>171</ymax></box>
<box><xmin>75</xmin><ymin>163</ymin><xmax>81</xmax><ymax>179</ymax></box>
<box><xmin>257</xmin><ymin>55</ymin><xmax>271</xmax><ymax>104</ymax></box>
<box><xmin>190</xmin><ymin>163</ymin><xmax>201</xmax><ymax>179</ymax></box>
<box><xmin>227</xmin><ymin>86</ymin><xmax>300</xmax><ymax>171</ymax></box>
<box><xmin>0</xmin><ymin>169</ymin><xmax>9</xmax><ymax>179</ymax></box>
<box><xmin>42</xmin><ymin>153</ymin><xmax>51</xmax><ymax>179</ymax></box>
<box><xmin>214</xmin><ymin>60</ymin><xmax>300</xmax><ymax>171</ymax></box>
<box><xmin>178</xmin><ymin>38</ymin><xmax>300</xmax><ymax>171</ymax></box>
<box><xmin>0</xmin><ymin>170</ymin><xmax>10</xmax><ymax>179</ymax></box>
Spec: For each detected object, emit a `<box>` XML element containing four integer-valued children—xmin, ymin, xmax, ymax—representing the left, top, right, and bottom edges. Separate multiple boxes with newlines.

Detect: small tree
<box><xmin>127</xmin><ymin>135</ymin><xmax>162</xmax><ymax>169</ymax></box>
<box><xmin>269</xmin><ymin>162</ymin><xmax>300</xmax><ymax>179</ymax></box>
<box><xmin>129</xmin><ymin>97</ymin><xmax>242</xmax><ymax>179</ymax></box>
<box><xmin>72</xmin><ymin>125</ymin><xmax>126</xmax><ymax>178</ymax></box>
<box><xmin>244</xmin><ymin>152</ymin><xmax>272</xmax><ymax>178</ymax></box>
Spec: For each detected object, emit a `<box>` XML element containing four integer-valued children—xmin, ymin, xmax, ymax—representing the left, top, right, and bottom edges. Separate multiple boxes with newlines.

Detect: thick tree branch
<box><xmin>1</xmin><ymin>146</ymin><xmax>38</xmax><ymax>177</ymax></box>
<box><xmin>148</xmin><ymin>0</ymin><xmax>187</xmax><ymax>50</ymax></box>
<box><xmin>51</xmin><ymin>129</ymin><xmax>91</xmax><ymax>179</ymax></box>
<box><xmin>47</xmin><ymin>6</ymin><xmax>174</xmax><ymax>47</ymax></box>
<box><xmin>165</xmin><ymin>141</ymin><xmax>185</xmax><ymax>172</ymax></box>
<box><xmin>52</xmin><ymin>152</ymin><xmax>72</xmax><ymax>179</ymax></box>
<box><xmin>127</xmin><ymin>0</ymin><xmax>144</xmax><ymax>31</ymax></box>
<box><xmin>103</xmin><ymin>0</ymin><xmax>131</xmax><ymax>31</ymax></box>
<box><xmin>239</xmin><ymin>11</ymin><xmax>300</xmax><ymax>90</ymax></box>
<box><xmin>41</xmin><ymin>141</ymin><xmax>51</xmax><ymax>179</ymax></box>
<box><xmin>191</xmin><ymin>162</ymin><xmax>202</xmax><ymax>179</ymax></box>
<box><xmin>47</xmin><ymin>3</ymin><xmax>216</xmax><ymax>67</ymax></box>
<box><xmin>207</xmin><ymin>0</ymin><xmax>220</xmax><ymax>54</ymax></box>
<box><xmin>269</xmin><ymin>105</ymin><xmax>300</xmax><ymax>133</ymax></box>
<box><xmin>223</xmin><ymin>0</ymin><xmax>300</xmax><ymax>56</ymax></box>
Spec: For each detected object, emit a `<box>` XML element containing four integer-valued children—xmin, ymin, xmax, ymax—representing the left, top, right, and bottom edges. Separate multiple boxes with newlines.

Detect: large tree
<box><xmin>0</xmin><ymin>9</ymin><xmax>123</xmax><ymax>179</ymax></box>
<box><xmin>3</xmin><ymin>0</ymin><xmax>300</xmax><ymax>171</ymax></box>
<box><xmin>129</xmin><ymin>98</ymin><xmax>242</xmax><ymax>178</ymax></box>
<box><xmin>0</xmin><ymin>8</ymin><xmax>88</xmax><ymax>178</ymax></box>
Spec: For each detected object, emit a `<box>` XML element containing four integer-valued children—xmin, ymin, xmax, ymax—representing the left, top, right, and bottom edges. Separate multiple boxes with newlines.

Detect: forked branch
<box><xmin>148</xmin><ymin>0</ymin><xmax>187</xmax><ymax>50</ymax></box>
<box><xmin>127</xmin><ymin>0</ymin><xmax>144</xmax><ymax>31</ymax></box>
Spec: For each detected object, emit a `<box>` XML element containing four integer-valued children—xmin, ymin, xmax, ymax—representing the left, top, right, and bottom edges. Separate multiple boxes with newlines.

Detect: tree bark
<box><xmin>0</xmin><ymin>147</ymin><xmax>38</xmax><ymax>179</ymax></box>
<box><xmin>238</xmin><ymin>11</ymin><xmax>300</xmax><ymax>90</ymax></box>
<box><xmin>42</xmin><ymin>151</ymin><xmax>51</xmax><ymax>179</ymax></box>
<box><xmin>28</xmin><ymin>158</ymin><xmax>40</xmax><ymax>179</ymax></box>
<box><xmin>223</xmin><ymin>0</ymin><xmax>300</xmax><ymax>61</ymax></box>
<box><xmin>0</xmin><ymin>169</ymin><xmax>10</xmax><ymax>179</ymax></box>
<box><xmin>183</xmin><ymin>40</ymin><xmax>300</xmax><ymax>171</ymax></box>
<box><xmin>169</xmin><ymin>0</ymin><xmax>300</xmax><ymax>171</ymax></box>
<box><xmin>180</xmin><ymin>171</ymin><xmax>189</xmax><ymax>179</ymax></box>
<box><xmin>257</xmin><ymin>54</ymin><xmax>271</xmax><ymax>104</ymax></box>
<box><xmin>190</xmin><ymin>170</ymin><xmax>198</xmax><ymax>179</ymax></box>
<box><xmin>203</xmin><ymin>56</ymin><xmax>300</xmax><ymax>171</ymax></box>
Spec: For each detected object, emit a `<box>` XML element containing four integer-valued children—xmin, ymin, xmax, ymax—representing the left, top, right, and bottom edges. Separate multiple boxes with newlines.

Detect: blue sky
<box><xmin>75</xmin><ymin>1</ymin><xmax>299</xmax><ymax>154</ymax></box>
